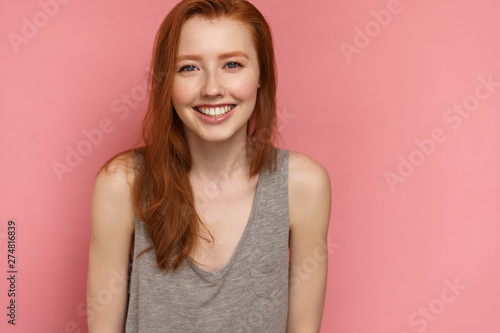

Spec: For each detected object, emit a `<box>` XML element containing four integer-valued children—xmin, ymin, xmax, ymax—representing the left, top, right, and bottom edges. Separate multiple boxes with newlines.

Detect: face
<box><xmin>172</xmin><ymin>15</ymin><xmax>260</xmax><ymax>146</ymax></box>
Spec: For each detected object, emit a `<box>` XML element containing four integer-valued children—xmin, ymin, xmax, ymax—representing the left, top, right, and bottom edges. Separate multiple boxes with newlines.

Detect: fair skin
<box><xmin>172</xmin><ymin>16</ymin><xmax>263</xmax><ymax>269</ymax></box>
<box><xmin>87</xmin><ymin>15</ymin><xmax>331</xmax><ymax>333</ymax></box>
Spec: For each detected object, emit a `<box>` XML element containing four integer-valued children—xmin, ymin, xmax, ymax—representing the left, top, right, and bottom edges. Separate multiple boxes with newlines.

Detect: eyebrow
<box><xmin>175</xmin><ymin>51</ymin><xmax>249</xmax><ymax>62</ymax></box>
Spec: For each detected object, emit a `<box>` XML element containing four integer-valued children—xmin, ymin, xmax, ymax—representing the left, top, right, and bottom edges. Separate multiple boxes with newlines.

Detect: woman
<box><xmin>87</xmin><ymin>0</ymin><xmax>331</xmax><ymax>332</ymax></box>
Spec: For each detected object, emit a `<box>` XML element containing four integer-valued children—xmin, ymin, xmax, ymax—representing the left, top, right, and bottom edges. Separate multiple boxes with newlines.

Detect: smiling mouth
<box><xmin>193</xmin><ymin>105</ymin><xmax>236</xmax><ymax>117</ymax></box>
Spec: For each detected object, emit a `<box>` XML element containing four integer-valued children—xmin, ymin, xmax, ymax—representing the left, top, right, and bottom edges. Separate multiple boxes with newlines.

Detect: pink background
<box><xmin>1</xmin><ymin>0</ymin><xmax>500</xmax><ymax>332</ymax></box>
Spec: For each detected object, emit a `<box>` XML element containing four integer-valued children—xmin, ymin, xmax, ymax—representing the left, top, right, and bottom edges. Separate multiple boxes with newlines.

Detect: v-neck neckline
<box><xmin>186</xmin><ymin>170</ymin><xmax>265</xmax><ymax>279</ymax></box>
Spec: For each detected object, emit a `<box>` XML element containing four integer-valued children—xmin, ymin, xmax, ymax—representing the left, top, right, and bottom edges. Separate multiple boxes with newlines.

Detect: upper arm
<box><xmin>87</xmin><ymin>153</ymin><xmax>136</xmax><ymax>332</ymax></box>
<box><xmin>287</xmin><ymin>151</ymin><xmax>332</xmax><ymax>333</ymax></box>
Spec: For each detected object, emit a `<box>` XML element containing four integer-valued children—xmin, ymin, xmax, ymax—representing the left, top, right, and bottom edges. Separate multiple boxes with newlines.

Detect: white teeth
<box><xmin>196</xmin><ymin>105</ymin><xmax>234</xmax><ymax>117</ymax></box>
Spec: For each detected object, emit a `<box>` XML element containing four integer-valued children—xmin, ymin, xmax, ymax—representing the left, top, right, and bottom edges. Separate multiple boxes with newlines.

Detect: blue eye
<box><xmin>225</xmin><ymin>62</ymin><xmax>242</xmax><ymax>69</ymax></box>
<box><xmin>180</xmin><ymin>65</ymin><xmax>196</xmax><ymax>72</ymax></box>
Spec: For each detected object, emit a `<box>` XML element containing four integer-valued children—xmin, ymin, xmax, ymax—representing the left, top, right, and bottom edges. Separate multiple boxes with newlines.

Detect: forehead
<box><xmin>177</xmin><ymin>15</ymin><xmax>256</xmax><ymax>57</ymax></box>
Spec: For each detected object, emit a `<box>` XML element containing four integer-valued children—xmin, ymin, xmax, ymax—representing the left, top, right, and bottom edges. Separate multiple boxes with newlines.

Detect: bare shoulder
<box><xmin>288</xmin><ymin>150</ymin><xmax>332</xmax><ymax>231</ymax></box>
<box><xmin>96</xmin><ymin>151</ymin><xmax>136</xmax><ymax>188</ymax></box>
<box><xmin>92</xmin><ymin>151</ymin><xmax>136</xmax><ymax>236</ymax></box>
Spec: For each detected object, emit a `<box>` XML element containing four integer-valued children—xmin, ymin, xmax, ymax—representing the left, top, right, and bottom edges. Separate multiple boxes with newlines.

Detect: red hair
<box><xmin>98</xmin><ymin>0</ymin><xmax>282</xmax><ymax>273</ymax></box>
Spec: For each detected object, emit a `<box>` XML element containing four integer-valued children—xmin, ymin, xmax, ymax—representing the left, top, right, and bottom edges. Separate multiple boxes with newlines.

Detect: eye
<box><xmin>225</xmin><ymin>62</ymin><xmax>242</xmax><ymax>69</ymax></box>
<box><xmin>179</xmin><ymin>65</ymin><xmax>197</xmax><ymax>72</ymax></box>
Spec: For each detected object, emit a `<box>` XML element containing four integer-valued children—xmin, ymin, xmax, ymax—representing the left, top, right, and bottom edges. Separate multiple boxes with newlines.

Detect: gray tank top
<box><xmin>125</xmin><ymin>147</ymin><xmax>290</xmax><ymax>333</ymax></box>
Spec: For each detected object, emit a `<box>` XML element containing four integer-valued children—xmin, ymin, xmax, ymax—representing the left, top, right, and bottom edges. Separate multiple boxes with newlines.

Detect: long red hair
<box><xmin>98</xmin><ymin>0</ymin><xmax>282</xmax><ymax>273</ymax></box>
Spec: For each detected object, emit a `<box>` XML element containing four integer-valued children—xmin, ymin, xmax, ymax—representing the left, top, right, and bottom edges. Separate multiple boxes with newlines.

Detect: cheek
<box><xmin>228</xmin><ymin>77</ymin><xmax>259</xmax><ymax>101</ymax></box>
<box><xmin>172</xmin><ymin>80</ymin><xmax>195</xmax><ymax>107</ymax></box>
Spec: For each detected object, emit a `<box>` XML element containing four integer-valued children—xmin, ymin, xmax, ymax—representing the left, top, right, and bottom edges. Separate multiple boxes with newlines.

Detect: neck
<box><xmin>186</xmin><ymin>130</ymin><xmax>255</xmax><ymax>184</ymax></box>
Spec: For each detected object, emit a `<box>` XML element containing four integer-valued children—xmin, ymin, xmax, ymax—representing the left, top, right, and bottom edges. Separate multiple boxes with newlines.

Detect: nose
<box><xmin>201</xmin><ymin>70</ymin><xmax>224</xmax><ymax>98</ymax></box>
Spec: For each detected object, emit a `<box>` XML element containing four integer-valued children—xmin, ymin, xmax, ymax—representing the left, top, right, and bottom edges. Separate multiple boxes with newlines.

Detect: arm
<box><xmin>87</xmin><ymin>154</ymin><xmax>136</xmax><ymax>332</ymax></box>
<box><xmin>287</xmin><ymin>152</ymin><xmax>332</xmax><ymax>333</ymax></box>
